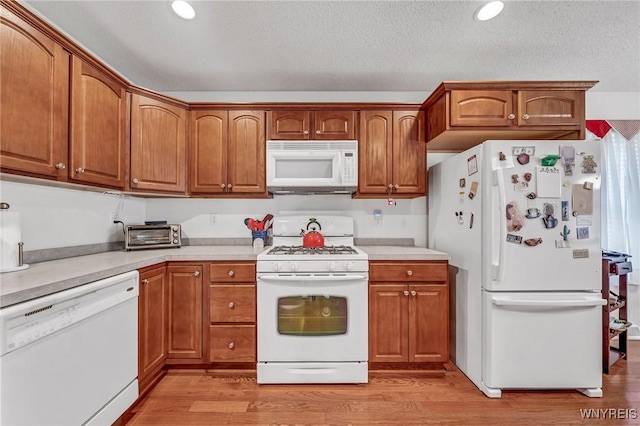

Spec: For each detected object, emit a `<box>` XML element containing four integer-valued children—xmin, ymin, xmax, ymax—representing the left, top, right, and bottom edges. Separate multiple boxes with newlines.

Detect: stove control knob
<box><xmin>272</xmin><ymin>262</ymin><xmax>280</xmax><ymax>272</ymax></box>
<box><xmin>289</xmin><ymin>262</ymin><xmax>298</xmax><ymax>271</ymax></box>
<box><xmin>345</xmin><ymin>262</ymin><xmax>354</xmax><ymax>271</ymax></box>
<box><xmin>327</xmin><ymin>262</ymin><xmax>336</xmax><ymax>271</ymax></box>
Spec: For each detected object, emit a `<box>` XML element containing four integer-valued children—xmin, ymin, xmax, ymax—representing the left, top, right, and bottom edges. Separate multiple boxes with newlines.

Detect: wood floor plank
<box><xmin>126</xmin><ymin>341</ymin><xmax>640</xmax><ymax>425</ymax></box>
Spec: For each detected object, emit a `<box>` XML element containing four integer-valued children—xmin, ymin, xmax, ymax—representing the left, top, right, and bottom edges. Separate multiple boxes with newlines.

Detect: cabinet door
<box><xmin>228</xmin><ymin>111</ymin><xmax>266</xmax><ymax>194</ymax></box>
<box><xmin>130</xmin><ymin>94</ymin><xmax>187</xmax><ymax>193</ymax></box>
<box><xmin>70</xmin><ymin>56</ymin><xmax>125</xmax><ymax>188</ymax></box>
<box><xmin>409</xmin><ymin>285</ymin><xmax>448</xmax><ymax>362</ymax></box>
<box><xmin>167</xmin><ymin>264</ymin><xmax>203</xmax><ymax>359</ymax></box>
<box><xmin>369</xmin><ymin>284</ymin><xmax>408</xmax><ymax>362</ymax></box>
<box><xmin>358</xmin><ymin>111</ymin><xmax>393</xmax><ymax>195</ymax></box>
<box><xmin>268</xmin><ymin>110</ymin><xmax>311</xmax><ymax>139</ymax></box>
<box><xmin>517</xmin><ymin>90</ymin><xmax>584</xmax><ymax>127</ymax></box>
<box><xmin>138</xmin><ymin>266</ymin><xmax>167</xmax><ymax>382</ymax></box>
<box><xmin>189</xmin><ymin>110</ymin><xmax>228</xmax><ymax>194</ymax></box>
<box><xmin>313</xmin><ymin>111</ymin><xmax>356</xmax><ymax>140</ymax></box>
<box><xmin>0</xmin><ymin>8</ymin><xmax>69</xmax><ymax>178</ymax></box>
<box><xmin>450</xmin><ymin>90</ymin><xmax>513</xmax><ymax>127</ymax></box>
<box><xmin>392</xmin><ymin>111</ymin><xmax>426</xmax><ymax>195</ymax></box>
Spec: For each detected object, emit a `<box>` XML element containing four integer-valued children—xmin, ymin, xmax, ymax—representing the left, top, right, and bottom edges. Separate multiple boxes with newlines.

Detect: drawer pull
<box><xmin>403</xmin><ymin>290</ymin><xmax>409</xmax><ymax>296</ymax></box>
<box><xmin>141</xmin><ymin>279</ymin><xmax>149</xmax><ymax>285</ymax></box>
<box><xmin>228</xmin><ymin>342</ymin><xmax>235</xmax><ymax>349</ymax></box>
<box><xmin>406</xmin><ymin>270</ymin><xmax>413</xmax><ymax>276</ymax></box>
<box><xmin>228</xmin><ymin>302</ymin><xmax>235</xmax><ymax>309</ymax></box>
<box><xmin>228</xmin><ymin>270</ymin><xmax>235</xmax><ymax>277</ymax></box>
<box><xmin>194</xmin><ymin>271</ymin><xmax>200</xmax><ymax>277</ymax></box>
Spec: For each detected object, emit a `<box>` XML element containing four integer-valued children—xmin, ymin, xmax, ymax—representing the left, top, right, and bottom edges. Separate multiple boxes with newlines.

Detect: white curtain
<box><xmin>588</xmin><ymin>128</ymin><xmax>640</xmax><ymax>286</ymax></box>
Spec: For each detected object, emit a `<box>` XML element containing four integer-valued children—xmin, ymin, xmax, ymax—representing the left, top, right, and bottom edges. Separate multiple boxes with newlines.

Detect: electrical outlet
<box><xmin>209</xmin><ymin>213</ymin><xmax>217</xmax><ymax>225</ymax></box>
<box><xmin>110</xmin><ymin>212</ymin><xmax>120</xmax><ymax>225</ymax></box>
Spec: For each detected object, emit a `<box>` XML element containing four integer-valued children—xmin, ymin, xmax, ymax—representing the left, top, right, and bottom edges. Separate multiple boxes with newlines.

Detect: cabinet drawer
<box><xmin>209</xmin><ymin>325</ymin><xmax>255</xmax><ymax>362</ymax></box>
<box><xmin>209</xmin><ymin>262</ymin><xmax>256</xmax><ymax>282</ymax></box>
<box><xmin>210</xmin><ymin>285</ymin><xmax>256</xmax><ymax>323</ymax></box>
<box><xmin>369</xmin><ymin>262</ymin><xmax>447</xmax><ymax>283</ymax></box>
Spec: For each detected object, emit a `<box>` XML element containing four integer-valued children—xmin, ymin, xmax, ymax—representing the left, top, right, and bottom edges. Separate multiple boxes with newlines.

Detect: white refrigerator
<box><xmin>428</xmin><ymin>140</ymin><xmax>605</xmax><ymax>398</ymax></box>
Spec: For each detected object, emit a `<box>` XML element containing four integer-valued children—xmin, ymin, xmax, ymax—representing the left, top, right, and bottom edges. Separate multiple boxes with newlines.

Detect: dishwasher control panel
<box><xmin>5</xmin><ymin>303</ymin><xmax>80</xmax><ymax>353</ymax></box>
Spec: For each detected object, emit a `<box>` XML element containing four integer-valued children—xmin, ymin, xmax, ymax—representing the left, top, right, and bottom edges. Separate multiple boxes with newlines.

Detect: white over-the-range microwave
<box><xmin>266</xmin><ymin>140</ymin><xmax>358</xmax><ymax>194</ymax></box>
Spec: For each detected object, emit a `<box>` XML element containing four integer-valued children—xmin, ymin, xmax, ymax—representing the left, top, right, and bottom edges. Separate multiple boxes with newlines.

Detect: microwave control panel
<box><xmin>342</xmin><ymin>151</ymin><xmax>357</xmax><ymax>185</ymax></box>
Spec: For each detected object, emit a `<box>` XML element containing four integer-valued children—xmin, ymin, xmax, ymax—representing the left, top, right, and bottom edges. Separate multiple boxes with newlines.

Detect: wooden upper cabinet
<box><xmin>517</xmin><ymin>90</ymin><xmax>583</xmax><ymax>127</ymax></box>
<box><xmin>358</xmin><ymin>111</ymin><xmax>393</xmax><ymax>194</ymax></box>
<box><xmin>0</xmin><ymin>7</ymin><xmax>69</xmax><ymax>179</ymax></box>
<box><xmin>268</xmin><ymin>110</ymin><xmax>355</xmax><ymax>140</ymax></box>
<box><xmin>70</xmin><ymin>56</ymin><xmax>126</xmax><ymax>188</ymax></box>
<box><xmin>450</xmin><ymin>90</ymin><xmax>513</xmax><ymax>127</ymax></box>
<box><xmin>424</xmin><ymin>81</ymin><xmax>597</xmax><ymax>152</ymax></box>
<box><xmin>189</xmin><ymin>110</ymin><xmax>266</xmax><ymax>196</ymax></box>
<box><xmin>228</xmin><ymin>111</ymin><xmax>266</xmax><ymax>194</ymax></box>
<box><xmin>130</xmin><ymin>93</ymin><xmax>187</xmax><ymax>193</ymax></box>
<box><xmin>358</xmin><ymin>110</ymin><xmax>425</xmax><ymax>197</ymax></box>
<box><xmin>189</xmin><ymin>110</ymin><xmax>228</xmax><ymax>194</ymax></box>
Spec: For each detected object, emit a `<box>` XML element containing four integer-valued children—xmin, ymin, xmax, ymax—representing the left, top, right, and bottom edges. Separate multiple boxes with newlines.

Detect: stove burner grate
<box><xmin>266</xmin><ymin>245</ymin><xmax>358</xmax><ymax>256</ymax></box>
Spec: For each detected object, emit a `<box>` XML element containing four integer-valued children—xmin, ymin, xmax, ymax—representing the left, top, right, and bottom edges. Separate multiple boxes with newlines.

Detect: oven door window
<box><xmin>128</xmin><ymin>228</ymin><xmax>170</xmax><ymax>245</ymax></box>
<box><xmin>278</xmin><ymin>296</ymin><xmax>347</xmax><ymax>336</ymax></box>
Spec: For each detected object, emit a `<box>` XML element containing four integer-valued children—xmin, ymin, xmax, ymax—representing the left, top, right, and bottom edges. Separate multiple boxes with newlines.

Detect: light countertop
<box><xmin>0</xmin><ymin>245</ymin><xmax>449</xmax><ymax>308</ymax></box>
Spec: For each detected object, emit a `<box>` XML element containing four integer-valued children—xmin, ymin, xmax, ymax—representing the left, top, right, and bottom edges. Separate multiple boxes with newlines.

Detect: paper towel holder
<box><xmin>0</xmin><ymin>202</ymin><xmax>30</xmax><ymax>273</ymax></box>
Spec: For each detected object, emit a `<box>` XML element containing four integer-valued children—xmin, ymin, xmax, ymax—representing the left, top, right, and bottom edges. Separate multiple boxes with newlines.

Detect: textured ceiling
<box><xmin>24</xmin><ymin>0</ymin><xmax>640</xmax><ymax>94</ymax></box>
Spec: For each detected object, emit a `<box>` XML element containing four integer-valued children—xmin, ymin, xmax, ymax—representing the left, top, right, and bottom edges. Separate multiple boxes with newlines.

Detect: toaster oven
<box><xmin>125</xmin><ymin>224</ymin><xmax>181</xmax><ymax>250</ymax></box>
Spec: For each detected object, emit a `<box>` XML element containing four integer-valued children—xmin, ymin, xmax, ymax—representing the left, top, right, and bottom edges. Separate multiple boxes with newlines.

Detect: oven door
<box><xmin>257</xmin><ymin>273</ymin><xmax>368</xmax><ymax>362</ymax></box>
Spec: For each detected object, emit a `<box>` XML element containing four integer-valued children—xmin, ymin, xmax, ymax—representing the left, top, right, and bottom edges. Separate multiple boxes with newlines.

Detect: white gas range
<box><xmin>256</xmin><ymin>215</ymin><xmax>369</xmax><ymax>384</ymax></box>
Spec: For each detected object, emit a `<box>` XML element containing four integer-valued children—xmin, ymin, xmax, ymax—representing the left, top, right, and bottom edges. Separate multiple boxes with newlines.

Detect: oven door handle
<box><xmin>257</xmin><ymin>274</ymin><xmax>367</xmax><ymax>282</ymax></box>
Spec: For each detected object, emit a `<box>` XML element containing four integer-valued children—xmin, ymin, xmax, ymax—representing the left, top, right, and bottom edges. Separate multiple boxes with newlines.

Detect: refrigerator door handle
<box><xmin>491</xmin><ymin>297</ymin><xmax>606</xmax><ymax>307</ymax></box>
<box><xmin>493</xmin><ymin>168</ymin><xmax>507</xmax><ymax>282</ymax></box>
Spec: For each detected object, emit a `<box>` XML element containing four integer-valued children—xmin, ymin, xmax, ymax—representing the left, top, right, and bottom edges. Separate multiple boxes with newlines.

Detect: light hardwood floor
<box><xmin>124</xmin><ymin>341</ymin><xmax>640</xmax><ymax>425</ymax></box>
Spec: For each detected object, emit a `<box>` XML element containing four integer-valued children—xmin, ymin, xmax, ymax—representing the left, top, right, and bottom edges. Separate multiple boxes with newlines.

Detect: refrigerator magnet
<box><xmin>467</xmin><ymin>155</ymin><xmax>478</xmax><ymax>175</ymax></box>
<box><xmin>506</xmin><ymin>201</ymin><xmax>525</xmax><ymax>232</ymax></box>
<box><xmin>581</xmin><ymin>155</ymin><xmax>598</xmax><ymax>174</ymax></box>
<box><xmin>468</xmin><ymin>181</ymin><xmax>479</xmax><ymax>199</ymax></box>
<box><xmin>561</xmin><ymin>201</ymin><xmax>570</xmax><ymax>221</ymax></box>
<box><xmin>561</xmin><ymin>146</ymin><xmax>576</xmax><ymax>176</ymax></box>
<box><xmin>506</xmin><ymin>234</ymin><xmax>523</xmax><ymax>244</ymax></box>
<box><xmin>577</xmin><ymin>227</ymin><xmax>590</xmax><ymax>240</ymax></box>
<box><xmin>524</xmin><ymin>237</ymin><xmax>543</xmax><ymax>247</ymax></box>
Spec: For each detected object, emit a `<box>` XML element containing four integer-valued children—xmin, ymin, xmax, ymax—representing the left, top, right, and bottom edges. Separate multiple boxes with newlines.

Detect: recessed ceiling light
<box><xmin>475</xmin><ymin>1</ymin><xmax>504</xmax><ymax>21</ymax></box>
<box><xmin>171</xmin><ymin>0</ymin><xmax>196</xmax><ymax>20</ymax></box>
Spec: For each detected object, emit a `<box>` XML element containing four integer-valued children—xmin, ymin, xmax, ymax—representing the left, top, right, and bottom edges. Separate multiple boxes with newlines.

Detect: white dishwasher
<box><xmin>0</xmin><ymin>270</ymin><xmax>139</xmax><ymax>426</ymax></box>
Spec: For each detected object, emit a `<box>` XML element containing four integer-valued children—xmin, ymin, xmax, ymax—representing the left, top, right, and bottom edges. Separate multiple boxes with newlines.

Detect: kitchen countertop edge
<box><xmin>0</xmin><ymin>245</ymin><xmax>450</xmax><ymax>308</ymax></box>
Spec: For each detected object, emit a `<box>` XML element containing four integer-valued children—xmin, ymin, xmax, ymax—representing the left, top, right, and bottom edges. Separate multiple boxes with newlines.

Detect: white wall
<box><xmin>0</xmin><ymin>180</ymin><xmax>145</xmax><ymax>250</ymax></box>
<box><xmin>145</xmin><ymin>195</ymin><xmax>427</xmax><ymax>246</ymax></box>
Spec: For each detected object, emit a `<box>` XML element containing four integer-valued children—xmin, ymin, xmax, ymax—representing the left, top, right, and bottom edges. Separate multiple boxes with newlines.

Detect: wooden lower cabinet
<box><xmin>368</xmin><ymin>261</ymin><xmax>449</xmax><ymax>365</ymax></box>
<box><xmin>137</xmin><ymin>265</ymin><xmax>167</xmax><ymax>396</ymax></box>
<box><xmin>166</xmin><ymin>263</ymin><xmax>203</xmax><ymax>361</ymax></box>
<box><xmin>208</xmin><ymin>262</ymin><xmax>256</xmax><ymax>363</ymax></box>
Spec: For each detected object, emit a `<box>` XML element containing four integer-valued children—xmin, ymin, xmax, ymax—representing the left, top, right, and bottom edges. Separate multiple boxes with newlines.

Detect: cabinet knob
<box><xmin>75</xmin><ymin>167</ymin><xmax>85</xmax><ymax>174</ymax></box>
<box><xmin>228</xmin><ymin>270</ymin><xmax>235</xmax><ymax>277</ymax></box>
<box><xmin>406</xmin><ymin>270</ymin><xmax>413</xmax><ymax>276</ymax></box>
<box><xmin>411</xmin><ymin>290</ymin><xmax>417</xmax><ymax>297</ymax></box>
<box><xmin>316</xmin><ymin>130</ymin><xmax>321</xmax><ymax>135</ymax></box>
<box><xmin>303</xmin><ymin>130</ymin><xmax>309</xmax><ymax>135</ymax></box>
<box><xmin>227</xmin><ymin>183</ymin><xmax>233</xmax><ymax>190</ymax></box>
<box><xmin>194</xmin><ymin>271</ymin><xmax>200</xmax><ymax>277</ymax></box>
<box><xmin>522</xmin><ymin>114</ymin><xmax>530</xmax><ymax>120</ymax></box>
<box><xmin>55</xmin><ymin>163</ymin><xmax>66</xmax><ymax>170</ymax></box>
<box><xmin>228</xmin><ymin>302</ymin><xmax>235</xmax><ymax>309</ymax></box>
<box><xmin>404</xmin><ymin>290</ymin><xmax>409</xmax><ymax>296</ymax></box>
<box><xmin>508</xmin><ymin>113</ymin><xmax>515</xmax><ymax>120</ymax></box>
<box><xmin>220</xmin><ymin>183</ymin><xmax>226</xmax><ymax>188</ymax></box>
<box><xmin>141</xmin><ymin>279</ymin><xmax>149</xmax><ymax>285</ymax></box>
<box><xmin>387</xmin><ymin>183</ymin><xmax>393</xmax><ymax>189</ymax></box>
<box><xmin>394</xmin><ymin>184</ymin><xmax>400</xmax><ymax>190</ymax></box>
<box><xmin>132</xmin><ymin>178</ymin><xmax>139</xmax><ymax>184</ymax></box>
<box><xmin>228</xmin><ymin>342</ymin><xmax>235</xmax><ymax>349</ymax></box>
